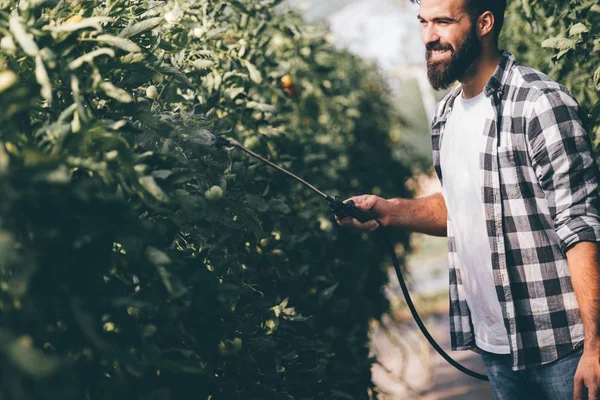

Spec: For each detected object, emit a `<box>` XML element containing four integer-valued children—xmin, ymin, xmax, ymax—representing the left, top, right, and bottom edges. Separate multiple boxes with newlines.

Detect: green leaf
<box><xmin>95</xmin><ymin>34</ymin><xmax>142</xmax><ymax>53</ymax></box>
<box><xmin>244</xmin><ymin>60</ymin><xmax>263</xmax><ymax>84</ymax></box>
<box><xmin>193</xmin><ymin>59</ymin><xmax>215</xmax><ymax>70</ymax></box>
<box><xmin>44</xmin><ymin>17</ymin><xmax>114</xmax><ymax>32</ymax></box>
<box><xmin>9</xmin><ymin>16</ymin><xmax>39</xmax><ymax>56</ymax></box>
<box><xmin>0</xmin><ymin>330</ymin><xmax>59</xmax><ymax>378</ymax></box>
<box><xmin>262</xmin><ymin>183</ymin><xmax>270</xmax><ymax>196</ymax></box>
<box><xmin>245</xmin><ymin>194</ymin><xmax>268</xmax><ymax>212</ymax></box>
<box><xmin>69</xmin><ymin>48</ymin><xmax>115</xmax><ymax>69</ymax></box>
<box><xmin>589</xmin><ymin>101</ymin><xmax>600</xmax><ymax>120</ymax></box>
<box><xmin>246</xmin><ymin>101</ymin><xmax>276</xmax><ymax>112</ymax></box>
<box><xmin>152</xmin><ymin>170</ymin><xmax>173</xmax><ymax>180</ymax></box>
<box><xmin>224</xmin><ymin>86</ymin><xmax>245</xmax><ymax>100</ymax></box>
<box><xmin>100</xmin><ymin>81</ymin><xmax>134</xmax><ymax>103</ymax></box>
<box><xmin>234</xmin><ymin>208</ymin><xmax>263</xmax><ymax>241</ymax></box>
<box><xmin>70</xmin><ymin>74</ymin><xmax>90</xmax><ymax>123</ymax></box>
<box><xmin>229</xmin><ymin>0</ymin><xmax>249</xmax><ymax>13</ymax></box>
<box><xmin>0</xmin><ymin>230</ymin><xmax>15</xmax><ymax>264</ymax></box>
<box><xmin>120</xmin><ymin>53</ymin><xmax>146</xmax><ymax>64</ymax></box>
<box><xmin>142</xmin><ymin>324</ymin><xmax>157</xmax><ymax>338</ymax></box>
<box><xmin>569</xmin><ymin>23</ymin><xmax>589</xmax><ymax>36</ymax></box>
<box><xmin>119</xmin><ymin>17</ymin><xmax>163</xmax><ymax>38</ymax></box>
<box><xmin>34</xmin><ymin>55</ymin><xmax>52</xmax><ymax>103</ymax></box>
<box><xmin>155</xmin><ymin>263</ymin><xmax>187</xmax><ymax>298</ymax></box>
<box><xmin>146</xmin><ymin>246</ymin><xmax>171</xmax><ymax>265</ymax></box>
<box><xmin>594</xmin><ymin>65</ymin><xmax>600</xmax><ymax>87</ymax></box>
<box><xmin>0</xmin><ymin>143</ymin><xmax>9</xmax><ymax>173</ymax></box>
<box><xmin>138</xmin><ymin>175</ymin><xmax>169</xmax><ymax>202</ymax></box>
<box><xmin>268</xmin><ymin>198</ymin><xmax>291</xmax><ymax>214</ymax></box>
<box><xmin>522</xmin><ymin>0</ymin><xmax>532</xmax><ymax>18</ymax></box>
<box><xmin>155</xmin><ymin>64</ymin><xmax>192</xmax><ymax>87</ymax></box>
<box><xmin>252</xmin><ymin>21</ymin><xmax>267</xmax><ymax>37</ymax></box>
<box><xmin>0</xmin><ymin>71</ymin><xmax>17</xmax><ymax>93</ymax></box>
<box><xmin>555</xmin><ymin>48</ymin><xmax>572</xmax><ymax>60</ymax></box>
<box><xmin>314</xmin><ymin>51</ymin><xmax>334</xmax><ymax>67</ymax></box>
<box><xmin>319</xmin><ymin>282</ymin><xmax>339</xmax><ymax>305</ymax></box>
<box><xmin>45</xmin><ymin>17</ymin><xmax>113</xmax><ymax>33</ymax></box>
<box><xmin>541</xmin><ymin>37</ymin><xmax>577</xmax><ymax>51</ymax></box>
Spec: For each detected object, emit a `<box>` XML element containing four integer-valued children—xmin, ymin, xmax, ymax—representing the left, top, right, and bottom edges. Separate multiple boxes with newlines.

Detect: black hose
<box><xmin>377</xmin><ymin>228</ymin><xmax>489</xmax><ymax>381</ymax></box>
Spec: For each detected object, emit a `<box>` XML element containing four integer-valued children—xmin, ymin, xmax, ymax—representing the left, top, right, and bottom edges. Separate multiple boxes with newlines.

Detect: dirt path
<box><xmin>370</xmin><ymin>313</ymin><xmax>493</xmax><ymax>399</ymax></box>
<box><xmin>369</xmin><ymin>174</ymin><xmax>493</xmax><ymax>399</ymax></box>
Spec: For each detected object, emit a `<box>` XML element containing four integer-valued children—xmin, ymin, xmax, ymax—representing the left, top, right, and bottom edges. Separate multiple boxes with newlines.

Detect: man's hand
<box><xmin>574</xmin><ymin>345</ymin><xmax>600</xmax><ymax>400</ymax></box>
<box><xmin>566</xmin><ymin>241</ymin><xmax>600</xmax><ymax>400</ymax></box>
<box><xmin>334</xmin><ymin>194</ymin><xmax>391</xmax><ymax>232</ymax></box>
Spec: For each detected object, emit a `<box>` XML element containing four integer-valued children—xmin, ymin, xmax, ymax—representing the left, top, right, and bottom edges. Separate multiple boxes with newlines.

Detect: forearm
<box><xmin>387</xmin><ymin>192</ymin><xmax>447</xmax><ymax>237</ymax></box>
<box><xmin>566</xmin><ymin>241</ymin><xmax>600</xmax><ymax>348</ymax></box>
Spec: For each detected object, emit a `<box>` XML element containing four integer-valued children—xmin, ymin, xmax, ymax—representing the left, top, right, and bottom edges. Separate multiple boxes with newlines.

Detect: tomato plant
<box><xmin>0</xmin><ymin>0</ymin><xmax>416</xmax><ymax>399</ymax></box>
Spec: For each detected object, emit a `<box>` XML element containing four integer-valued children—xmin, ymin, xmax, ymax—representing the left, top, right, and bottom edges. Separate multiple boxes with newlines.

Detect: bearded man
<box><xmin>336</xmin><ymin>0</ymin><xmax>600</xmax><ymax>398</ymax></box>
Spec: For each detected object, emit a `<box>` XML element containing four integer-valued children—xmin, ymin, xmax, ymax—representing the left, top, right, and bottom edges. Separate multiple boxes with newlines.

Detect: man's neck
<box><xmin>459</xmin><ymin>48</ymin><xmax>502</xmax><ymax>99</ymax></box>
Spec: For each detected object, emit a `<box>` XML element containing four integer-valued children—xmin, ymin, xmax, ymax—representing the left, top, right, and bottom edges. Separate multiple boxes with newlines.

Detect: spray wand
<box><xmin>213</xmin><ymin>134</ymin><xmax>488</xmax><ymax>382</ymax></box>
<box><xmin>214</xmin><ymin>136</ymin><xmax>378</xmax><ymax>225</ymax></box>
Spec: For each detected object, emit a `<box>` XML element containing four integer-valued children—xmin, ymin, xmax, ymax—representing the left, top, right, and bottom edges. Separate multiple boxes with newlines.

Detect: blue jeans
<box><xmin>480</xmin><ymin>346</ymin><xmax>585</xmax><ymax>400</ymax></box>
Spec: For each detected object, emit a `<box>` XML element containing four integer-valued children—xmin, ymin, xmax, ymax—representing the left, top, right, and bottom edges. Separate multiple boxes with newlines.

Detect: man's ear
<box><xmin>478</xmin><ymin>10</ymin><xmax>495</xmax><ymax>39</ymax></box>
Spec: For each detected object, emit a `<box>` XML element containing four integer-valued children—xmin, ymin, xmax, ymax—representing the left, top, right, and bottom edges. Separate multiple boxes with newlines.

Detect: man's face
<box><xmin>418</xmin><ymin>0</ymin><xmax>483</xmax><ymax>90</ymax></box>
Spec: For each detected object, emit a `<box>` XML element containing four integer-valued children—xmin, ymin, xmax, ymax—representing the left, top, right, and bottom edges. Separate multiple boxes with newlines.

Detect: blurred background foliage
<box><xmin>0</xmin><ymin>0</ymin><xmax>417</xmax><ymax>399</ymax></box>
<box><xmin>502</xmin><ymin>0</ymin><xmax>600</xmax><ymax>143</ymax></box>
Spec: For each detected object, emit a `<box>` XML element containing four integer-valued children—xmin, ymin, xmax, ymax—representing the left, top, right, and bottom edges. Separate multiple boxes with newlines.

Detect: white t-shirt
<box><xmin>439</xmin><ymin>90</ymin><xmax>510</xmax><ymax>354</ymax></box>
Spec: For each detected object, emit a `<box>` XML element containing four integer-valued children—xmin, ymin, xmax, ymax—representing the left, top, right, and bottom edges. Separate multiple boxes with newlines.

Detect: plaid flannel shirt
<box><xmin>431</xmin><ymin>50</ymin><xmax>600</xmax><ymax>370</ymax></box>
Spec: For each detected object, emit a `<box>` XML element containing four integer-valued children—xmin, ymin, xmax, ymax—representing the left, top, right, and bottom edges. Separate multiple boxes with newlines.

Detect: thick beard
<box><xmin>426</xmin><ymin>24</ymin><xmax>482</xmax><ymax>91</ymax></box>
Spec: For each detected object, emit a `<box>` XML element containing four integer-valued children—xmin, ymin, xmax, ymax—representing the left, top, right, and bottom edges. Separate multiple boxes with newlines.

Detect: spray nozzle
<box><xmin>327</xmin><ymin>196</ymin><xmax>379</xmax><ymax>224</ymax></box>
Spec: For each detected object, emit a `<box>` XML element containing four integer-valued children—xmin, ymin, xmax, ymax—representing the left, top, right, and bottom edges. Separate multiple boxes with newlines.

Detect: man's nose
<box><xmin>422</xmin><ymin>24</ymin><xmax>440</xmax><ymax>46</ymax></box>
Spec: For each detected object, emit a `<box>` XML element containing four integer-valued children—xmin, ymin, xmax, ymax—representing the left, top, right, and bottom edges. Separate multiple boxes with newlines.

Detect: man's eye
<box><xmin>438</xmin><ymin>20</ymin><xmax>449</xmax><ymax>25</ymax></box>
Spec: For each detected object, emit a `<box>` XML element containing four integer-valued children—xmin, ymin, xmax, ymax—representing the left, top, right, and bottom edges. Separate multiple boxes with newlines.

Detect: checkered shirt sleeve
<box><xmin>526</xmin><ymin>88</ymin><xmax>600</xmax><ymax>253</ymax></box>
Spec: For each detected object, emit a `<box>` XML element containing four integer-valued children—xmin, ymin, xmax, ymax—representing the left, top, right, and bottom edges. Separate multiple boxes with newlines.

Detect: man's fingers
<box><xmin>345</xmin><ymin>194</ymin><xmax>372</xmax><ymax>204</ymax></box>
<box><xmin>360</xmin><ymin>196</ymin><xmax>378</xmax><ymax>211</ymax></box>
<box><xmin>337</xmin><ymin>216</ymin><xmax>378</xmax><ymax>231</ymax></box>
<box><xmin>588</xmin><ymin>387</ymin><xmax>597</xmax><ymax>400</ymax></box>
<box><xmin>336</xmin><ymin>195</ymin><xmax>383</xmax><ymax>230</ymax></box>
<box><xmin>574</xmin><ymin>376</ymin><xmax>584</xmax><ymax>400</ymax></box>
<box><xmin>344</xmin><ymin>195</ymin><xmax>377</xmax><ymax>212</ymax></box>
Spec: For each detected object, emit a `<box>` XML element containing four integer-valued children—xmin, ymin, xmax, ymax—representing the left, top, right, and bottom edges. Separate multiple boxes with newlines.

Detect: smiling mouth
<box><xmin>430</xmin><ymin>49</ymin><xmax>451</xmax><ymax>58</ymax></box>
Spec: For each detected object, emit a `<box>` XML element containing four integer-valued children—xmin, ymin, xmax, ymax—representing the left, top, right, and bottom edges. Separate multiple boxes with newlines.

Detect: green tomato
<box><xmin>231</xmin><ymin>337</ymin><xmax>242</xmax><ymax>352</ymax></box>
<box><xmin>243</xmin><ymin>136</ymin><xmax>260</xmax><ymax>150</ymax></box>
<box><xmin>205</xmin><ymin>185</ymin><xmax>223</xmax><ymax>202</ymax></box>
<box><xmin>146</xmin><ymin>85</ymin><xmax>158</xmax><ymax>99</ymax></box>
<box><xmin>231</xmin><ymin>161</ymin><xmax>244</xmax><ymax>173</ymax></box>
<box><xmin>218</xmin><ymin>340</ymin><xmax>228</xmax><ymax>356</ymax></box>
<box><xmin>0</xmin><ymin>71</ymin><xmax>17</xmax><ymax>93</ymax></box>
<box><xmin>0</xmin><ymin>36</ymin><xmax>16</xmax><ymax>52</ymax></box>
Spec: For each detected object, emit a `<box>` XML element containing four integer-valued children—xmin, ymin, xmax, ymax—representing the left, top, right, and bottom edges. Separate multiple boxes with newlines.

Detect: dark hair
<box><xmin>412</xmin><ymin>0</ymin><xmax>507</xmax><ymax>41</ymax></box>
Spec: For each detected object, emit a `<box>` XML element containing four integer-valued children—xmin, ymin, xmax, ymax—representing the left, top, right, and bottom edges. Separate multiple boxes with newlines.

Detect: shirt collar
<box><xmin>483</xmin><ymin>50</ymin><xmax>516</xmax><ymax>98</ymax></box>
